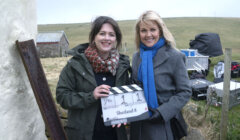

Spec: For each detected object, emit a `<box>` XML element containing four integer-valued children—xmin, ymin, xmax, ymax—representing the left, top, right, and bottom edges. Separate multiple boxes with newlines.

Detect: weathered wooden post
<box><xmin>16</xmin><ymin>39</ymin><xmax>68</xmax><ymax>140</ymax></box>
<box><xmin>220</xmin><ymin>48</ymin><xmax>231</xmax><ymax>140</ymax></box>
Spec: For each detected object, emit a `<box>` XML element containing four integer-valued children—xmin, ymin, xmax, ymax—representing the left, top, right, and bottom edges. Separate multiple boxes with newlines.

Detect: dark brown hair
<box><xmin>89</xmin><ymin>16</ymin><xmax>122</xmax><ymax>49</ymax></box>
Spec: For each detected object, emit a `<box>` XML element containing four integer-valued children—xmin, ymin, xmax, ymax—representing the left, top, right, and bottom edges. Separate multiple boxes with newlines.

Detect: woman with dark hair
<box><xmin>56</xmin><ymin>16</ymin><xmax>130</xmax><ymax>140</ymax></box>
<box><xmin>130</xmin><ymin>10</ymin><xmax>192</xmax><ymax>140</ymax></box>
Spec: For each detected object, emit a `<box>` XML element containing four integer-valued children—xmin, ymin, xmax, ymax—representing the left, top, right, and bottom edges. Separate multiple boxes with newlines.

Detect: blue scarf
<box><xmin>138</xmin><ymin>38</ymin><xmax>165</xmax><ymax>115</ymax></box>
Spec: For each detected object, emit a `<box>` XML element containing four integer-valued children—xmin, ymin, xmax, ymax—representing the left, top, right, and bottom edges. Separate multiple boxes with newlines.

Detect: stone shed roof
<box><xmin>37</xmin><ymin>31</ymin><xmax>69</xmax><ymax>44</ymax></box>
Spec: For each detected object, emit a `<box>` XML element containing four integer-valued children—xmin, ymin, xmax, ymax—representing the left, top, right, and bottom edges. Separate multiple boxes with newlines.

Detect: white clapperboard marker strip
<box><xmin>109</xmin><ymin>87</ymin><xmax>123</xmax><ymax>94</ymax></box>
<box><xmin>131</xmin><ymin>84</ymin><xmax>142</xmax><ymax>90</ymax></box>
<box><xmin>109</xmin><ymin>84</ymin><xmax>142</xmax><ymax>95</ymax></box>
<box><xmin>122</xmin><ymin>86</ymin><xmax>133</xmax><ymax>92</ymax></box>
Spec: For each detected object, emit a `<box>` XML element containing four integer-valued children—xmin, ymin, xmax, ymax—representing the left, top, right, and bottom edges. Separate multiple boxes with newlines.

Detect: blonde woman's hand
<box><xmin>93</xmin><ymin>84</ymin><xmax>110</xmax><ymax>100</ymax></box>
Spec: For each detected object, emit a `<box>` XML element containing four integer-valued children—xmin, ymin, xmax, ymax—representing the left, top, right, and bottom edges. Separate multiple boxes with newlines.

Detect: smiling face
<box><xmin>94</xmin><ymin>23</ymin><xmax>116</xmax><ymax>59</ymax></box>
<box><xmin>139</xmin><ymin>21</ymin><xmax>161</xmax><ymax>47</ymax></box>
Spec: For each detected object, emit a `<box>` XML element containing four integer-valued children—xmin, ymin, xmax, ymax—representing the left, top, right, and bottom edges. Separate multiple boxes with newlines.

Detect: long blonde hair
<box><xmin>135</xmin><ymin>10</ymin><xmax>176</xmax><ymax>50</ymax></box>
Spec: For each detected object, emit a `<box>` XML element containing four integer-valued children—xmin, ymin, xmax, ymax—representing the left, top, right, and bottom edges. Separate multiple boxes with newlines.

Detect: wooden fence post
<box><xmin>220</xmin><ymin>48</ymin><xmax>231</xmax><ymax>140</ymax></box>
<box><xmin>16</xmin><ymin>39</ymin><xmax>68</xmax><ymax>140</ymax></box>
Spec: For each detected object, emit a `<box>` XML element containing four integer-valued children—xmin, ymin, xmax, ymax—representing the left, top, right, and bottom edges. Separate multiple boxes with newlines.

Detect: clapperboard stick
<box><xmin>109</xmin><ymin>85</ymin><xmax>143</xmax><ymax>104</ymax></box>
<box><xmin>16</xmin><ymin>40</ymin><xmax>68</xmax><ymax>140</ymax></box>
<box><xmin>109</xmin><ymin>85</ymin><xmax>138</xmax><ymax>106</ymax></box>
<box><xmin>109</xmin><ymin>84</ymin><xmax>143</xmax><ymax>95</ymax></box>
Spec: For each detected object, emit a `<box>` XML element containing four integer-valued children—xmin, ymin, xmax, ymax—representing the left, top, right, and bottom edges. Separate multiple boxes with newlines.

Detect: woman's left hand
<box><xmin>93</xmin><ymin>84</ymin><xmax>110</xmax><ymax>99</ymax></box>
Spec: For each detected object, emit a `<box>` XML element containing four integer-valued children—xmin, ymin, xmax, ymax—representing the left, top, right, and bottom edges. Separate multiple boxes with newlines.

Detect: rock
<box><xmin>185</xmin><ymin>128</ymin><xmax>205</xmax><ymax>140</ymax></box>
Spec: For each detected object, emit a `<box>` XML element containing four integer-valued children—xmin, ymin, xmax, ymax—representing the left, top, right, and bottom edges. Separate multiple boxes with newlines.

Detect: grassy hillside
<box><xmin>38</xmin><ymin>17</ymin><xmax>240</xmax><ymax>59</ymax></box>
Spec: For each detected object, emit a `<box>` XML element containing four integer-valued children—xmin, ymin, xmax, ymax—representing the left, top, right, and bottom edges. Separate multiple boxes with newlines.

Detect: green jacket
<box><xmin>56</xmin><ymin>44</ymin><xmax>131</xmax><ymax>140</ymax></box>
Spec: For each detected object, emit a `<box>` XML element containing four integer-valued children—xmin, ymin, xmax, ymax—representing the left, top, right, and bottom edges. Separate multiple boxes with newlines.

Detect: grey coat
<box><xmin>56</xmin><ymin>44</ymin><xmax>130</xmax><ymax>140</ymax></box>
<box><xmin>130</xmin><ymin>45</ymin><xmax>192</xmax><ymax>140</ymax></box>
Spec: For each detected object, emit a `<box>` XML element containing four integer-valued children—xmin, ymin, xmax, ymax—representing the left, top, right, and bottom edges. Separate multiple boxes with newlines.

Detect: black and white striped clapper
<box><xmin>109</xmin><ymin>84</ymin><xmax>143</xmax><ymax>95</ymax></box>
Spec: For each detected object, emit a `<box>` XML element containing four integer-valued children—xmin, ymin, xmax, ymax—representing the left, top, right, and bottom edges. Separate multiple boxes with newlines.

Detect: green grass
<box><xmin>39</xmin><ymin>17</ymin><xmax>240</xmax><ymax>139</ymax></box>
<box><xmin>190</xmin><ymin>99</ymin><xmax>240</xmax><ymax>140</ymax></box>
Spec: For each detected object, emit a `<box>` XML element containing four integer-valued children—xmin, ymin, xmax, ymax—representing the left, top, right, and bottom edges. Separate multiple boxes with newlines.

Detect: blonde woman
<box><xmin>130</xmin><ymin>11</ymin><xmax>191</xmax><ymax>140</ymax></box>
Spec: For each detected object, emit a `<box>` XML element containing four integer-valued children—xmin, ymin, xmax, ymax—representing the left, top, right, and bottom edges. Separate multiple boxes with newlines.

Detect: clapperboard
<box><xmin>101</xmin><ymin>84</ymin><xmax>149</xmax><ymax>126</ymax></box>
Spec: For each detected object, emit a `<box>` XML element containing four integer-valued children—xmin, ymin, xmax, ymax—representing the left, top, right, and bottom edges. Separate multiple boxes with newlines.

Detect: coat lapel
<box><xmin>134</xmin><ymin>52</ymin><xmax>142</xmax><ymax>69</ymax></box>
<box><xmin>153</xmin><ymin>45</ymin><xmax>170</xmax><ymax>68</ymax></box>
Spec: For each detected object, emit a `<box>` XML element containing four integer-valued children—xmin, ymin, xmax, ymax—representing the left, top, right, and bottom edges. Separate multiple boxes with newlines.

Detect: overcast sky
<box><xmin>37</xmin><ymin>0</ymin><xmax>240</xmax><ymax>24</ymax></box>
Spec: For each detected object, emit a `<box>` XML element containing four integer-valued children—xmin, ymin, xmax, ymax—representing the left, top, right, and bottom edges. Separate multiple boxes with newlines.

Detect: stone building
<box><xmin>37</xmin><ymin>31</ymin><xmax>69</xmax><ymax>58</ymax></box>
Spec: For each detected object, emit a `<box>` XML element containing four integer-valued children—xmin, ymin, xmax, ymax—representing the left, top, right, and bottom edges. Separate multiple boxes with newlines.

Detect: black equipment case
<box><xmin>190</xmin><ymin>78</ymin><xmax>214</xmax><ymax>100</ymax></box>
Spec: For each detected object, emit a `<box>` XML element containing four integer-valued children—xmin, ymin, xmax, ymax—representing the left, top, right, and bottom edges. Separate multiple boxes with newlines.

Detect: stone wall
<box><xmin>38</xmin><ymin>42</ymin><xmax>60</xmax><ymax>58</ymax></box>
<box><xmin>59</xmin><ymin>36</ymin><xmax>69</xmax><ymax>57</ymax></box>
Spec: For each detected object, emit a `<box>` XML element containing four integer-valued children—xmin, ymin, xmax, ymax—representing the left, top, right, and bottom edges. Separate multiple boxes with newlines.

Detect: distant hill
<box><xmin>38</xmin><ymin>17</ymin><xmax>240</xmax><ymax>57</ymax></box>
